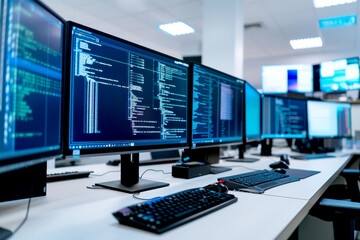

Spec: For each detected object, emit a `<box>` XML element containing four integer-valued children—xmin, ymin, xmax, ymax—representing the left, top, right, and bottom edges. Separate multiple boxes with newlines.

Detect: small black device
<box><xmin>269</xmin><ymin>161</ymin><xmax>289</xmax><ymax>169</ymax></box>
<box><xmin>106</xmin><ymin>160</ymin><xmax>121</xmax><ymax>166</ymax></box>
<box><xmin>47</xmin><ymin>171</ymin><xmax>94</xmax><ymax>182</ymax></box>
<box><xmin>172</xmin><ymin>162</ymin><xmax>211</xmax><ymax>179</ymax></box>
<box><xmin>112</xmin><ymin>187</ymin><xmax>237</xmax><ymax>233</ymax></box>
<box><xmin>218</xmin><ymin>170</ymin><xmax>299</xmax><ymax>193</ymax></box>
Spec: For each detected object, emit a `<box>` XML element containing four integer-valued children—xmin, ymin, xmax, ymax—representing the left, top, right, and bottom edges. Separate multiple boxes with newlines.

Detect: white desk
<box><xmin>0</xmin><ymin>151</ymin><xmax>356</xmax><ymax>240</ymax></box>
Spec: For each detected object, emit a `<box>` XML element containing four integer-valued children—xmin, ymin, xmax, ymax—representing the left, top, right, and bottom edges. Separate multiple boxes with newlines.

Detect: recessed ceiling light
<box><xmin>313</xmin><ymin>0</ymin><xmax>357</xmax><ymax>8</ymax></box>
<box><xmin>319</xmin><ymin>15</ymin><xmax>356</xmax><ymax>29</ymax></box>
<box><xmin>158</xmin><ymin>21</ymin><xmax>195</xmax><ymax>36</ymax></box>
<box><xmin>290</xmin><ymin>37</ymin><xmax>323</xmax><ymax>50</ymax></box>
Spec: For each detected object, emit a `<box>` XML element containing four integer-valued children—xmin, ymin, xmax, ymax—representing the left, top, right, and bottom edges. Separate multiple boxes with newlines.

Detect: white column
<box><xmin>202</xmin><ymin>0</ymin><xmax>244</xmax><ymax>78</ymax></box>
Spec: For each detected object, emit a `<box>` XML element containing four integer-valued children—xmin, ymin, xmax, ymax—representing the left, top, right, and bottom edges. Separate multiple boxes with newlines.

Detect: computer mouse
<box><xmin>269</xmin><ymin>161</ymin><xmax>289</xmax><ymax>169</ymax></box>
<box><xmin>203</xmin><ymin>182</ymin><xmax>229</xmax><ymax>194</ymax></box>
<box><xmin>272</xmin><ymin>168</ymin><xmax>287</xmax><ymax>174</ymax></box>
<box><xmin>280</xmin><ymin>154</ymin><xmax>290</xmax><ymax>165</ymax></box>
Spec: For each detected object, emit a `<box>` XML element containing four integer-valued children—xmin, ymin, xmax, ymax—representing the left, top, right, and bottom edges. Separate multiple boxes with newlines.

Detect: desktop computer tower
<box><xmin>0</xmin><ymin>162</ymin><xmax>47</xmax><ymax>202</ymax></box>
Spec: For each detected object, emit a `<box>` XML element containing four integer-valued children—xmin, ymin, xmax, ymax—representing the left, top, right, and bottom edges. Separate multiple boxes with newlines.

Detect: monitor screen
<box><xmin>319</xmin><ymin>57</ymin><xmax>360</xmax><ymax>92</ymax></box>
<box><xmin>67</xmin><ymin>23</ymin><xmax>188</xmax><ymax>155</ymax></box>
<box><xmin>262</xmin><ymin>96</ymin><xmax>307</xmax><ymax>139</ymax></box>
<box><xmin>191</xmin><ymin>64</ymin><xmax>244</xmax><ymax>148</ymax></box>
<box><xmin>262</xmin><ymin>64</ymin><xmax>313</xmax><ymax>94</ymax></box>
<box><xmin>245</xmin><ymin>82</ymin><xmax>261</xmax><ymax>141</ymax></box>
<box><xmin>0</xmin><ymin>0</ymin><xmax>63</xmax><ymax>172</ymax></box>
<box><xmin>307</xmin><ymin>101</ymin><xmax>351</xmax><ymax>139</ymax></box>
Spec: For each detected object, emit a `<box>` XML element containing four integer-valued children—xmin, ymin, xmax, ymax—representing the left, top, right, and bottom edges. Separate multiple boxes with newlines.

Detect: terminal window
<box><xmin>262</xmin><ymin>96</ymin><xmax>307</xmax><ymax>139</ymax></box>
<box><xmin>69</xmin><ymin>26</ymin><xmax>188</xmax><ymax>150</ymax></box>
<box><xmin>192</xmin><ymin>64</ymin><xmax>244</xmax><ymax>145</ymax></box>
<box><xmin>0</xmin><ymin>0</ymin><xmax>63</xmax><ymax>158</ymax></box>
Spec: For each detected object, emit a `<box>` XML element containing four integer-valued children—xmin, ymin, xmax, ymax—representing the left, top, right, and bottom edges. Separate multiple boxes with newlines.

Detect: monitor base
<box><xmin>226</xmin><ymin>157</ymin><xmax>259</xmax><ymax>163</ymax></box>
<box><xmin>95</xmin><ymin>179</ymin><xmax>169</xmax><ymax>193</ymax></box>
<box><xmin>0</xmin><ymin>227</ymin><xmax>12</xmax><ymax>239</ymax></box>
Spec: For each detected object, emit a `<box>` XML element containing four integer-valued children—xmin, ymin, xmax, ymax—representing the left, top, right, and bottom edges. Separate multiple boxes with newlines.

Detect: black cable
<box><xmin>139</xmin><ymin>169</ymin><xmax>171</xmax><ymax>179</ymax></box>
<box><xmin>90</xmin><ymin>170</ymin><xmax>120</xmax><ymax>177</ymax></box>
<box><xmin>11</xmin><ymin>198</ymin><xmax>31</xmax><ymax>236</ymax></box>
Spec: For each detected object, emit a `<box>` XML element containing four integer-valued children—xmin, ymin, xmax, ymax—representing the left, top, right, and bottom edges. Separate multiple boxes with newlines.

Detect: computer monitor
<box><xmin>66</xmin><ymin>21</ymin><xmax>189</xmax><ymax>192</ymax></box>
<box><xmin>262</xmin><ymin>64</ymin><xmax>313</xmax><ymax>94</ymax></box>
<box><xmin>262</xmin><ymin>96</ymin><xmax>307</xmax><ymax>139</ymax></box>
<box><xmin>0</xmin><ymin>0</ymin><xmax>63</xmax><ymax>175</ymax></box>
<box><xmin>307</xmin><ymin>100</ymin><xmax>351</xmax><ymax>139</ymax></box>
<box><xmin>245</xmin><ymin>82</ymin><xmax>261</xmax><ymax>142</ymax></box>
<box><xmin>319</xmin><ymin>57</ymin><xmax>360</xmax><ymax>92</ymax></box>
<box><xmin>191</xmin><ymin>63</ymin><xmax>244</xmax><ymax>148</ymax></box>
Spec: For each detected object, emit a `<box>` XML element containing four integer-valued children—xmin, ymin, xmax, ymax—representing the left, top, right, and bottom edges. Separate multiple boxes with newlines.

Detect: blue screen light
<box><xmin>319</xmin><ymin>15</ymin><xmax>356</xmax><ymax>29</ymax></box>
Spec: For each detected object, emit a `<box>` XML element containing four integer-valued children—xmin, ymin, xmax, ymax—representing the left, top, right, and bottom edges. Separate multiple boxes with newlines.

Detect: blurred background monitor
<box><xmin>191</xmin><ymin>63</ymin><xmax>244</xmax><ymax>148</ymax></box>
<box><xmin>261</xmin><ymin>64</ymin><xmax>313</xmax><ymax>94</ymax></box>
<box><xmin>262</xmin><ymin>96</ymin><xmax>307</xmax><ymax>139</ymax></box>
<box><xmin>245</xmin><ymin>82</ymin><xmax>261</xmax><ymax>142</ymax></box>
<box><xmin>319</xmin><ymin>57</ymin><xmax>360</xmax><ymax>92</ymax></box>
<box><xmin>307</xmin><ymin>101</ymin><xmax>351</xmax><ymax>139</ymax></box>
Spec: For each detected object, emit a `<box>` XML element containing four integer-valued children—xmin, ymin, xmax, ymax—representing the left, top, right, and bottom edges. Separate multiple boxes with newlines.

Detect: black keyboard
<box><xmin>113</xmin><ymin>187</ymin><xmax>237</xmax><ymax>233</ymax></box>
<box><xmin>47</xmin><ymin>171</ymin><xmax>93</xmax><ymax>182</ymax></box>
<box><xmin>219</xmin><ymin>170</ymin><xmax>299</xmax><ymax>193</ymax></box>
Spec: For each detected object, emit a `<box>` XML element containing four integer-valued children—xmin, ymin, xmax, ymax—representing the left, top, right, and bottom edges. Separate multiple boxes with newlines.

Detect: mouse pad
<box><xmin>284</xmin><ymin>169</ymin><xmax>320</xmax><ymax>179</ymax></box>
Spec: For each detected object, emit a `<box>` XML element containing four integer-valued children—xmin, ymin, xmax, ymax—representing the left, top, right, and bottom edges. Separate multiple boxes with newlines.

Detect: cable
<box><xmin>132</xmin><ymin>192</ymin><xmax>156</xmax><ymax>201</ymax></box>
<box><xmin>90</xmin><ymin>170</ymin><xmax>120</xmax><ymax>177</ymax></box>
<box><xmin>11</xmin><ymin>198</ymin><xmax>31</xmax><ymax>236</ymax></box>
<box><xmin>139</xmin><ymin>169</ymin><xmax>171</xmax><ymax>179</ymax></box>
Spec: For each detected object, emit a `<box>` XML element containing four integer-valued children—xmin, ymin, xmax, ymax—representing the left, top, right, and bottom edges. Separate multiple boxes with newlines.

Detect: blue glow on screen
<box><xmin>319</xmin><ymin>15</ymin><xmax>356</xmax><ymax>29</ymax></box>
<box><xmin>320</xmin><ymin>57</ymin><xmax>360</xmax><ymax>92</ymax></box>
<box><xmin>245</xmin><ymin>83</ymin><xmax>261</xmax><ymax>141</ymax></box>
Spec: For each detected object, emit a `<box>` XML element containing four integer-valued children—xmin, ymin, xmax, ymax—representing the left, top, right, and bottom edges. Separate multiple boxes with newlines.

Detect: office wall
<box><xmin>243</xmin><ymin>48</ymin><xmax>360</xmax><ymax>89</ymax></box>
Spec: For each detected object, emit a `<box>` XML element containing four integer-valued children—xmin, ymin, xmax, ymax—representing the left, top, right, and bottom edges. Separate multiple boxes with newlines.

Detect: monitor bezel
<box><xmin>189</xmin><ymin>63</ymin><xmax>244</xmax><ymax>149</ymax></box>
<box><xmin>307</xmin><ymin>99</ymin><xmax>352</xmax><ymax>139</ymax></box>
<box><xmin>244</xmin><ymin>81</ymin><xmax>262</xmax><ymax>143</ymax></box>
<box><xmin>0</xmin><ymin>0</ymin><xmax>65</xmax><ymax>173</ymax></box>
<box><xmin>63</xmin><ymin>21</ymin><xmax>189</xmax><ymax>157</ymax></box>
<box><xmin>261</xmin><ymin>94</ymin><xmax>308</xmax><ymax>140</ymax></box>
<box><xmin>318</xmin><ymin>56</ymin><xmax>360</xmax><ymax>93</ymax></box>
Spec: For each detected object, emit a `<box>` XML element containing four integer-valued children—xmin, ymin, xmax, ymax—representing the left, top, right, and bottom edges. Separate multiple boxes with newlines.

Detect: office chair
<box><xmin>310</xmin><ymin>157</ymin><xmax>360</xmax><ymax>240</ymax></box>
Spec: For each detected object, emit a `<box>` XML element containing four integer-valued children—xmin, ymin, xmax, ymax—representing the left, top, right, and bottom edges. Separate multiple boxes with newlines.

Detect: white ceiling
<box><xmin>42</xmin><ymin>0</ymin><xmax>360</xmax><ymax>60</ymax></box>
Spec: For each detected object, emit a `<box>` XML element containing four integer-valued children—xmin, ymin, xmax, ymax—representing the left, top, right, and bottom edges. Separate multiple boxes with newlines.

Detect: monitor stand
<box><xmin>225</xmin><ymin>145</ymin><xmax>259</xmax><ymax>163</ymax></box>
<box><xmin>95</xmin><ymin>153</ymin><xmax>169</xmax><ymax>193</ymax></box>
<box><xmin>251</xmin><ymin>139</ymin><xmax>274</xmax><ymax>156</ymax></box>
<box><xmin>0</xmin><ymin>227</ymin><xmax>12</xmax><ymax>239</ymax></box>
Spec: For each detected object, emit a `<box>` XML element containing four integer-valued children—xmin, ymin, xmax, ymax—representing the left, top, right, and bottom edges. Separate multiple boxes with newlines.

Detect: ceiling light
<box><xmin>319</xmin><ymin>15</ymin><xmax>356</xmax><ymax>29</ymax></box>
<box><xmin>313</xmin><ymin>0</ymin><xmax>357</xmax><ymax>8</ymax></box>
<box><xmin>290</xmin><ymin>37</ymin><xmax>323</xmax><ymax>50</ymax></box>
<box><xmin>158</xmin><ymin>21</ymin><xmax>195</xmax><ymax>36</ymax></box>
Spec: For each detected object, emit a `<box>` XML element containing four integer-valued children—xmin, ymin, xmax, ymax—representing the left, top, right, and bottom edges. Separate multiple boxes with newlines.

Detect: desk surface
<box><xmin>0</xmin><ymin>149</ymin><xmax>356</xmax><ymax>240</ymax></box>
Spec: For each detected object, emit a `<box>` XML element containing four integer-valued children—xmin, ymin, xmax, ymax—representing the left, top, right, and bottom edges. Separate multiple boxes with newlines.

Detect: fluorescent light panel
<box><xmin>290</xmin><ymin>37</ymin><xmax>323</xmax><ymax>50</ymax></box>
<box><xmin>319</xmin><ymin>15</ymin><xmax>356</xmax><ymax>29</ymax></box>
<box><xmin>158</xmin><ymin>21</ymin><xmax>195</xmax><ymax>36</ymax></box>
<box><xmin>313</xmin><ymin>0</ymin><xmax>357</xmax><ymax>8</ymax></box>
